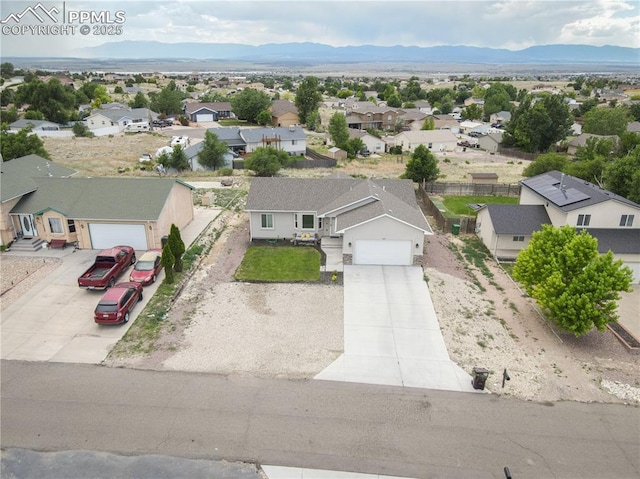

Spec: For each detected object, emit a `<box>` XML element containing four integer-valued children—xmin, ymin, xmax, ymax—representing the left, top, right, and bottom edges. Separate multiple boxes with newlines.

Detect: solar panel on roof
<box><xmin>544</xmin><ymin>188</ymin><xmax>590</xmax><ymax>206</ymax></box>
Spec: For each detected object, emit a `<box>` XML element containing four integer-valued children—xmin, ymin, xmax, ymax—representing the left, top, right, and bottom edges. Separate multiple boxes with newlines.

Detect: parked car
<box><xmin>139</xmin><ymin>153</ymin><xmax>153</xmax><ymax>163</ymax></box>
<box><xmin>78</xmin><ymin>246</ymin><xmax>136</xmax><ymax>290</ymax></box>
<box><xmin>130</xmin><ymin>249</ymin><xmax>163</xmax><ymax>285</ymax></box>
<box><xmin>170</xmin><ymin>136</ymin><xmax>189</xmax><ymax>147</ymax></box>
<box><xmin>94</xmin><ymin>282</ymin><xmax>143</xmax><ymax>325</ymax></box>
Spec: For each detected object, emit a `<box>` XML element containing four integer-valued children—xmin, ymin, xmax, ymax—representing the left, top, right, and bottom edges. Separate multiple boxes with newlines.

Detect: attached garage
<box><xmin>89</xmin><ymin>223</ymin><xmax>148</xmax><ymax>250</ymax></box>
<box><xmin>353</xmin><ymin>240</ymin><xmax>412</xmax><ymax>265</ymax></box>
<box><xmin>196</xmin><ymin>113</ymin><xmax>214</xmax><ymax>122</ymax></box>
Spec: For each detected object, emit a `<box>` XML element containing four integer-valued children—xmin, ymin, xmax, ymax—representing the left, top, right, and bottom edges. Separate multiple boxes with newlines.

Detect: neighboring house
<box><xmin>430</xmin><ymin>115</ymin><xmax>460</xmax><ymax>132</ymax></box>
<box><xmin>183</xmin><ymin>141</ymin><xmax>236</xmax><ymax>171</ymax></box>
<box><xmin>245</xmin><ymin>175</ymin><xmax>434</xmax><ymax>265</ymax></box>
<box><xmin>458</xmin><ymin>120</ymin><xmax>484</xmax><ymax>134</ymax></box>
<box><xmin>570</xmin><ymin>122</ymin><xmax>583</xmax><ymax>135</ymax></box>
<box><xmin>346</xmin><ymin>105</ymin><xmax>403</xmax><ymax>131</ymax></box>
<box><xmin>241</xmin><ymin>125</ymin><xmax>306</xmax><ymax>156</ymax></box>
<box><xmin>270</xmin><ymin>100</ymin><xmax>299</xmax><ymax>127</ymax></box>
<box><xmin>464</xmin><ymin>98</ymin><xmax>485</xmax><ymax>107</ymax></box>
<box><xmin>206</xmin><ymin>127</ymin><xmax>247</xmax><ymax>154</ymax></box>
<box><xmin>184</xmin><ymin>102</ymin><xmax>234</xmax><ymax>122</ymax></box>
<box><xmin>347</xmin><ymin>129</ymin><xmax>385</xmax><ymax>154</ymax></box>
<box><xmin>85</xmin><ymin>108</ymin><xmax>158</xmax><ymax>131</ymax></box>
<box><xmin>477</xmin><ymin>132</ymin><xmax>503</xmax><ymax>153</ymax></box>
<box><xmin>9</xmin><ymin>119</ymin><xmax>61</xmax><ymax>131</ymax></box>
<box><xmin>414</xmin><ymin>100</ymin><xmax>434</xmax><ymax>114</ymax></box>
<box><xmin>100</xmin><ymin>102</ymin><xmax>128</xmax><ymax>110</ymax></box>
<box><xmin>489</xmin><ymin>111</ymin><xmax>511</xmax><ymax>124</ymax></box>
<box><xmin>627</xmin><ymin>121</ymin><xmax>640</xmax><ymax>134</ymax></box>
<box><xmin>567</xmin><ymin>133</ymin><xmax>619</xmax><ymax>155</ymax></box>
<box><xmin>1</xmin><ymin>155</ymin><xmax>194</xmax><ymax>250</ymax></box>
<box><xmin>475</xmin><ymin>171</ymin><xmax>640</xmax><ymax>283</ymax></box>
<box><xmin>393</xmin><ymin>129</ymin><xmax>458</xmax><ymax>152</ymax></box>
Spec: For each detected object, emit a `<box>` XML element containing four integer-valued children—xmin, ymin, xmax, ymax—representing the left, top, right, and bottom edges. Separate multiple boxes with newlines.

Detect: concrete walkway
<box><xmin>316</xmin><ymin>265</ymin><xmax>478</xmax><ymax>392</ymax></box>
<box><xmin>262</xmin><ymin>465</ymin><xmax>415</xmax><ymax>479</ymax></box>
<box><xmin>320</xmin><ymin>236</ymin><xmax>343</xmax><ymax>272</ymax></box>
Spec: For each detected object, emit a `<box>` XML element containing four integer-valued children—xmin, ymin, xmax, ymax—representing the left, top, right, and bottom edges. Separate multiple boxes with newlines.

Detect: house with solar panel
<box><xmin>475</xmin><ymin>171</ymin><xmax>640</xmax><ymax>284</ymax></box>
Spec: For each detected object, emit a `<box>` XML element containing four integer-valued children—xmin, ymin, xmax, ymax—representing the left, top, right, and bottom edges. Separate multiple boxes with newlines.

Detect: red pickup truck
<box><xmin>78</xmin><ymin>246</ymin><xmax>136</xmax><ymax>290</ymax></box>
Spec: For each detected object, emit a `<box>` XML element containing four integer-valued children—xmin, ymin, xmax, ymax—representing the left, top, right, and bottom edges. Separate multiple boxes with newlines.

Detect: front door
<box><xmin>18</xmin><ymin>214</ymin><xmax>38</xmax><ymax>238</ymax></box>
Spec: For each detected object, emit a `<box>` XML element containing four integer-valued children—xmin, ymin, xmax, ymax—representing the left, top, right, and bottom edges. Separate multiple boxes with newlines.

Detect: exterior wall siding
<box><xmin>0</xmin><ymin>198</ymin><xmax>21</xmax><ymax>245</ymax></box>
<box><xmin>341</xmin><ymin>216</ymin><xmax>424</xmax><ymax>257</ymax></box>
<box><xmin>250</xmin><ymin>211</ymin><xmax>297</xmax><ymax>240</ymax></box>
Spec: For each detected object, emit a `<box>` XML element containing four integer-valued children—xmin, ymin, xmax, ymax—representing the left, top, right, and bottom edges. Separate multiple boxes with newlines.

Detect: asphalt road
<box><xmin>1</xmin><ymin>361</ymin><xmax>639</xmax><ymax>479</ymax></box>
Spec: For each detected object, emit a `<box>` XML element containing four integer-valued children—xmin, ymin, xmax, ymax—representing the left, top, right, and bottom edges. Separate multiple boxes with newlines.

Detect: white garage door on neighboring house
<box><xmin>353</xmin><ymin>240</ymin><xmax>412</xmax><ymax>265</ymax></box>
<box><xmin>196</xmin><ymin>114</ymin><xmax>214</xmax><ymax>122</ymax></box>
<box><xmin>89</xmin><ymin>223</ymin><xmax>148</xmax><ymax>250</ymax></box>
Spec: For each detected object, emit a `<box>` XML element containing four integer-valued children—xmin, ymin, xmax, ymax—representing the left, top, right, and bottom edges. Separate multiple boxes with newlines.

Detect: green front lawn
<box><xmin>443</xmin><ymin>196</ymin><xmax>519</xmax><ymax>216</ymax></box>
<box><xmin>234</xmin><ymin>246</ymin><xmax>321</xmax><ymax>282</ymax></box>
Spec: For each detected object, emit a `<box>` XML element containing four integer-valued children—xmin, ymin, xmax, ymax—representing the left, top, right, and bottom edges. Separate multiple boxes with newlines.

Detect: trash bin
<box><xmin>452</xmin><ymin>224</ymin><xmax>460</xmax><ymax>235</ymax></box>
<box><xmin>161</xmin><ymin>235</ymin><xmax>169</xmax><ymax>248</ymax></box>
<box><xmin>471</xmin><ymin>367</ymin><xmax>489</xmax><ymax>390</ymax></box>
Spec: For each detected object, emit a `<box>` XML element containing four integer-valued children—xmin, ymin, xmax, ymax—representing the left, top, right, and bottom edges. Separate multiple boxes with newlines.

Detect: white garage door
<box><xmin>353</xmin><ymin>240</ymin><xmax>412</xmax><ymax>265</ymax></box>
<box><xmin>89</xmin><ymin>223</ymin><xmax>148</xmax><ymax>251</ymax></box>
<box><xmin>196</xmin><ymin>114</ymin><xmax>214</xmax><ymax>122</ymax></box>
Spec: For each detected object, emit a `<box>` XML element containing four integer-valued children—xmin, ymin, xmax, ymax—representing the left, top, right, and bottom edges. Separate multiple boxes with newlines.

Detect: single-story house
<box><xmin>270</xmin><ymin>100</ymin><xmax>300</xmax><ymax>127</ymax></box>
<box><xmin>393</xmin><ymin>129</ymin><xmax>458</xmax><ymax>153</ymax></box>
<box><xmin>184</xmin><ymin>102</ymin><xmax>234</xmax><ymax>122</ymax></box>
<box><xmin>458</xmin><ymin>120</ymin><xmax>484</xmax><ymax>134</ymax></box>
<box><xmin>85</xmin><ymin>108</ymin><xmax>158</xmax><ymax>132</ymax></box>
<box><xmin>489</xmin><ymin>111</ymin><xmax>511</xmax><ymax>124</ymax></box>
<box><xmin>477</xmin><ymin>133</ymin><xmax>503</xmax><ymax>153</ymax></box>
<box><xmin>183</xmin><ymin>141</ymin><xmax>237</xmax><ymax>171</ymax></box>
<box><xmin>206</xmin><ymin>127</ymin><xmax>247</xmax><ymax>154</ymax></box>
<box><xmin>1</xmin><ymin>155</ymin><xmax>194</xmax><ymax>250</ymax></box>
<box><xmin>9</xmin><ymin>119</ymin><xmax>61</xmax><ymax>131</ymax></box>
<box><xmin>245</xmin><ymin>175</ymin><xmax>433</xmax><ymax>266</ymax></box>
<box><xmin>347</xmin><ymin>129</ymin><xmax>385</xmax><ymax>154</ymax></box>
<box><xmin>567</xmin><ymin>133</ymin><xmax>619</xmax><ymax>156</ymax></box>
<box><xmin>475</xmin><ymin>171</ymin><xmax>640</xmax><ymax>283</ymax></box>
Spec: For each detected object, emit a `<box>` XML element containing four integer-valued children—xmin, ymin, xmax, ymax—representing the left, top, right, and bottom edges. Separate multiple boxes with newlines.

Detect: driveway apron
<box><xmin>316</xmin><ymin>265</ymin><xmax>477</xmax><ymax>392</ymax></box>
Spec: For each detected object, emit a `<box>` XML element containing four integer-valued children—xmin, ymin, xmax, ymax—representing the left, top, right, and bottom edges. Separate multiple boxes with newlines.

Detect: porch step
<box><xmin>9</xmin><ymin>238</ymin><xmax>47</xmax><ymax>252</ymax></box>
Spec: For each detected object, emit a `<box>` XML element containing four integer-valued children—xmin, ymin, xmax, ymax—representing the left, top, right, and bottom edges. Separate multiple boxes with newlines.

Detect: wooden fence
<box><xmin>497</xmin><ymin>146</ymin><xmax>537</xmax><ymax>162</ymax></box>
<box><xmin>418</xmin><ymin>185</ymin><xmax>478</xmax><ymax>234</ymax></box>
<box><xmin>232</xmin><ymin>148</ymin><xmax>337</xmax><ymax>170</ymax></box>
<box><xmin>424</xmin><ymin>181</ymin><xmax>521</xmax><ymax>197</ymax></box>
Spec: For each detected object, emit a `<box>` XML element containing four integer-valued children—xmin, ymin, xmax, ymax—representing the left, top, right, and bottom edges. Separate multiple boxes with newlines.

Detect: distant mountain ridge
<box><xmin>75</xmin><ymin>41</ymin><xmax>639</xmax><ymax>64</ymax></box>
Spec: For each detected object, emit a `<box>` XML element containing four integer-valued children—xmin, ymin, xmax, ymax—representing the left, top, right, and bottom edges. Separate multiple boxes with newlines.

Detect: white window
<box><xmin>48</xmin><ymin>217</ymin><xmax>63</xmax><ymax>234</ymax></box>
<box><xmin>302</xmin><ymin>214</ymin><xmax>314</xmax><ymax>229</ymax></box>
<box><xmin>261</xmin><ymin>213</ymin><xmax>274</xmax><ymax>229</ymax></box>
<box><xmin>513</xmin><ymin>236</ymin><xmax>524</xmax><ymax>242</ymax></box>
<box><xmin>620</xmin><ymin>214</ymin><xmax>635</xmax><ymax>227</ymax></box>
<box><xmin>577</xmin><ymin>214</ymin><xmax>591</xmax><ymax>226</ymax></box>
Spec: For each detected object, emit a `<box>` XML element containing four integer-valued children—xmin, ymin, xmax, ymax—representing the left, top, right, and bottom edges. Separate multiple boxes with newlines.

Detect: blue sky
<box><xmin>1</xmin><ymin>0</ymin><xmax>638</xmax><ymax>57</ymax></box>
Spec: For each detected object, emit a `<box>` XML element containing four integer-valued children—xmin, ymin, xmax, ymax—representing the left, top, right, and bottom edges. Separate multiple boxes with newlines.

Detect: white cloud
<box><xmin>1</xmin><ymin>0</ymin><xmax>638</xmax><ymax>57</ymax></box>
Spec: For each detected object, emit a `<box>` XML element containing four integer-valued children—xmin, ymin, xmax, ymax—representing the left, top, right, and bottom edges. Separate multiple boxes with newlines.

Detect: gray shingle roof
<box><xmin>583</xmin><ymin>228</ymin><xmax>640</xmax><ymax>254</ymax></box>
<box><xmin>91</xmin><ymin>108</ymin><xmax>157</xmax><ymax>122</ymax></box>
<box><xmin>520</xmin><ymin>171</ymin><xmax>640</xmax><ymax>212</ymax></box>
<box><xmin>484</xmin><ymin>204</ymin><xmax>551</xmax><ymax>235</ymax></box>
<box><xmin>205</xmin><ymin>127</ymin><xmax>245</xmax><ymax>147</ymax></box>
<box><xmin>1</xmin><ymin>155</ymin><xmax>76</xmax><ymax>203</ymax></box>
<box><xmin>10</xmin><ymin>177</ymin><xmax>192</xmax><ymax>221</ymax></box>
<box><xmin>246</xmin><ymin>177</ymin><xmax>431</xmax><ymax>233</ymax></box>
<box><xmin>185</xmin><ymin>102</ymin><xmax>232</xmax><ymax>114</ymax></box>
<box><xmin>240</xmin><ymin>126</ymin><xmax>306</xmax><ymax>142</ymax></box>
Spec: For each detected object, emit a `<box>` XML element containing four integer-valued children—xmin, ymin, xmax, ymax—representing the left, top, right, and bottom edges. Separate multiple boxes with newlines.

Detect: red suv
<box><xmin>94</xmin><ymin>282</ymin><xmax>143</xmax><ymax>325</ymax></box>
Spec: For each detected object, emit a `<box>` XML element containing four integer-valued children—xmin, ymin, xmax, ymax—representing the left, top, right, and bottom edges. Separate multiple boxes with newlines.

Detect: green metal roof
<box><xmin>10</xmin><ymin>177</ymin><xmax>191</xmax><ymax>221</ymax></box>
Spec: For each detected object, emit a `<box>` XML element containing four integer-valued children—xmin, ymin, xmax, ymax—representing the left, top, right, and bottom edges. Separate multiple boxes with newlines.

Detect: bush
<box><xmin>218</xmin><ymin>168</ymin><xmax>233</xmax><ymax>176</ymax></box>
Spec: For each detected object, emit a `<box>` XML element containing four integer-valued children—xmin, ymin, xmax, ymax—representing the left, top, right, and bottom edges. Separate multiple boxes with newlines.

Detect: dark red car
<box><xmin>129</xmin><ymin>249</ymin><xmax>163</xmax><ymax>285</ymax></box>
<box><xmin>94</xmin><ymin>282</ymin><xmax>143</xmax><ymax>325</ymax></box>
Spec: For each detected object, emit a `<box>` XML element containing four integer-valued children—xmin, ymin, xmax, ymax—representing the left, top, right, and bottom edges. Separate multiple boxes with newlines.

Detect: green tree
<box><xmin>0</xmin><ymin>125</ymin><xmax>49</xmax><ymax>161</ymax></box>
<box><xmin>462</xmin><ymin>104</ymin><xmax>483</xmax><ymax>121</ymax></box>
<box><xmin>513</xmin><ymin>225</ymin><xmax>633</xmax><ymax>336</ymax></box>
<box><xmin>161</xmin><ymin>245</ymin><xmax>175</xmax><ymax>284</ymax></box>
<box><xmin>0</xmin><ymin>106</ymin><xmax>18</xmax><ymax>124</ymax></box>
<box><xmin>295</xmin><ymin>76</ymin><xmax>322</xmax><ymax>125</ymax></box>
<box><xmin>129</xmin><ymin>91</ymin><xmax>149</xmax><ymax>109</ymax></box>
<box><xmin>582</xmin><ymin>107</ymin><xmax>629</xmax><ymax>136</ymax></box>
<box><xmin>503</xmin><ymin>94</ymin><xmax>572</xmax><ymax>153</ymax></box>
<box><xmin>1</xmin><ymin>88</ymin><xmax>14</xmax><ymax>107</ymax></box>
<box><xmin>402</xmin><ymin>144</ymin><xmax>440</xmax><ymax>183</ymax></box>
<box><xmin>169</xmin><ymin>145</ymin><xmax>189</xmax><ymax>171</ymax></box>
<box><xmin>168</xmin><ymin>224</ymin><xmax>185</xmax><ymax>273</ymax></box>
<box><xmin>605</xmin><ymin>148</ymin><xmax>640</xmax><ymax>203</ymax></box>
<box><xmin>346</xmin><ymin>138</ymin><xmax>365</xmax><ymax>157</ymax></box>
<box><xmin>255</xmin><ymin>109</ymin><xmax>272</xmax><ymax>126</ymax></box>
<box><xmin>113</xmin><ymin>86</ymin><xmax>124</xmax><ymax>94</ymax></box>
<box><xmin>230</xmin><ymin>88</ymin><xmax>271</xmax><ymax>123</ymax></box>
<box><xmin>197</xmin><ymin>131</ymin><xmax>228</xmax><ymax>170</ymax></box>
<box><xmin>306</xmin><ymin>110</ymin><xmax>320</xmax><ymax>131</ymax></box>
<box><xmin>1</xmin><ymin>62</ymin><xmax>14</xmax><ymax>78</ymax></box>
<box><xmin>421</xmin><ymin>117</ymin><xmax>435</xmax><ymax>130</ymax></box>
<box><xmin>245</xmin><ymin>146</ymin><xmax>289</xmax><ymax>176</ymax></box>
<box><xmin>522</xmin><ymin>153</ymin><xmax>569</xmax><ymax>177</ymax></box>
<box><xmin>14</xmin><ymin>78</ymin><xmax>76</xmax><ymax>124</ymax></box>
<box><xmin>72</xmin><ymin>122</ymin><xmax>94</xmax><ymax>138</ymax></box>
<box><xmin>149</xmin><ymin>81</ymin><xmax>185</xmax><ymax>115</ymax></box>
<box><xmin>328</xmin><ymin>112</ymin><xmax>349</xmax><ymax>150</ymax></box>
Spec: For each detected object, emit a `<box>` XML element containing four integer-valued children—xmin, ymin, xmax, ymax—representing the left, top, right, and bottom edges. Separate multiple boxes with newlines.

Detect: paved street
<box><xmin>2</xmin><ymin>361</ymin><xmax>639</xmax><ymax>479</ymax></box>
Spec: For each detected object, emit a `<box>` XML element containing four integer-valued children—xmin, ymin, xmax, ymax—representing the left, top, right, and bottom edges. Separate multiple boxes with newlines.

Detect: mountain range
<box><xmin>75</xmin><ymin>42</ymin><xmax>639</xmax><ymax>65</ymax></box>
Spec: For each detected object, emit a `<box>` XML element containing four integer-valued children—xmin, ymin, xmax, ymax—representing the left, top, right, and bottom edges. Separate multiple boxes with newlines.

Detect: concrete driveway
<box><xmin>1</xmin><ymin>207</ymin><xmax>219</xmax><ymax>364</ymax></box>
<box><xmin>316</xmin><ymin>265</ymin><xmax>477</xmax><ymax>392</ymax></box>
